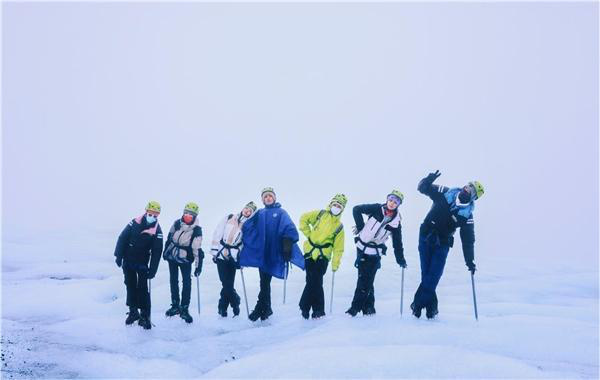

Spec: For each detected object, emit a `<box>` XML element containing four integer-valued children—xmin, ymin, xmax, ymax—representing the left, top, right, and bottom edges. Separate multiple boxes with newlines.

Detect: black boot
<box><xmin>426</xmin><ymin>292</ymin><xmax>439</xmax><ymax>319</ymax></box>
<box><xmin>125</xmin><ymin>307</ymin><xmax>140</xmax><ymax>325</ymax></box>
<box><xmin>301</xmin><ymin>309</ymin><xmax>310</xmax><ymax>320</ymax></box>
<box><xmin>260</xmin><ymin>306</ymin><xmax>273</xmax><ymax>321</ymax></box>
<box><xmin>345</xmin><ymin>307</ymin><xmax>359</xmax><ymax>317</ymax></box>
<box><xmin>218</xmin><ymin>306</ymin><xmax>228</xmax><ymax>318</ymax></box>
<box><xmin>165</xmin><ymin>303</ymin><xmax>180</xmax><ymax>317</ymax></box>
<box><xmin>312</xmin><ymin>310</ymin><xmax>325</xmax><ymax>319</ymax></box>
<box><xmin>410</xmin><ymin>302</ymin><xmax>422</xmax><ymax>318</ymax></box>
<box><xmin>363</xmin><ymin>306</ymin><xmax>376</xmax><ymax>316</ymax></box>
<box><xmin>248</xmin><ymin>304</ymin><xmax>262</xmax><ymax>322</ymax></box>
<box><xmin>180</xmin><ymin>306</ymin><xmax>193</xmax><ymax>323</ymax></box>
<box><xmin>232</xmin><ymin>294</ymin><xmax>241</xmax><ymax>317</ymax></box>
<box><xmin>138</xmin><ymin>310</ymin><xmax>151</xmax><ymax>330</ymax></box>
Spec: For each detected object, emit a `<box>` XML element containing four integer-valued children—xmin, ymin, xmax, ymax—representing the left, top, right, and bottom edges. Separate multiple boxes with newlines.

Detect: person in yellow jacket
<box><xmin>298</xmin><ymin>194</ymin><xmax>347</xmax><ymax>319</ymax></box>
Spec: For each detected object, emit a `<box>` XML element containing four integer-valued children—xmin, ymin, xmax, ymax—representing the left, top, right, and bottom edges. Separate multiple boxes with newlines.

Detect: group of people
<box><xmin>113</xmin><ymin>171</ymin><xmax>484</xmax><ymax>330</ymax></box>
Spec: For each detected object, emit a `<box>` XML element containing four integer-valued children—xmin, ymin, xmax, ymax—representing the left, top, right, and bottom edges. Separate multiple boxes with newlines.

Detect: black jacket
<box><xmin>417</xmin><ymin>175</ymin><xmax>475</xmax><ymax>265</ymax></box>
<box><xmin>353</xmin><ymin>203</ymin><xmax>404</xmax><ymax>263</ymax></box>
<box><xmin>114</xmin><ymin>217</ymin><xmax>163</xmax><ymax>276</ymax></box>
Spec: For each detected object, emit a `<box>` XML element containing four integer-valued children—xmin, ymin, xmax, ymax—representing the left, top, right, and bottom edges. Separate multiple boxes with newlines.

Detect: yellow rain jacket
<box><xmin>299</xmin><ymin>209</ymin><xmax>345</xmax><ymax>271</ymax></box>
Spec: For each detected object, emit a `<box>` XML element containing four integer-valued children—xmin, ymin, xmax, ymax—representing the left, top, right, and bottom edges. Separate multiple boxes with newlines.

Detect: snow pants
<box><xmin>299</xmin><ymin>257</ymin><xmax>329</xmax><ymax>314</ymax></box>
<box><xmin>217</xmin><ymin>259</ymin><xmax>240</xmax><ymax>312</ymax></box>
<box><xmin>413</xmin><ymin>232</ymin><xmax>450</xmax><ymax>309</ymax></box>
<box><xmin>123</xmin><ymin>267</ymin><xmax>151</xmax><ymax>316</ymax></box>
<box><xmin>254</xmin><ymin>269</ymin><xmax>272</xmax><ymax>312</ymax></box>
<box><xmin>350</xmin><ymin>253</ymin><xmax>380</xmax><ymax>312</ymax></box>
<box><xmin>168</xmin><ymin>261</ymin><xmax>192</xmax><ymax>307</ymax></box>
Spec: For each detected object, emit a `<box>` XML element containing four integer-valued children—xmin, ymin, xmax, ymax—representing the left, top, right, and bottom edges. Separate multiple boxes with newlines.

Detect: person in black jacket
<box><xmin>411</xmin><ymin>171</ymin><xmax>484</xmax><ymax>319</ymax></box>
<box><xmin>114</xmin><ymin>201</ymin><xmax>164</xmax><ymax>329</ymax></box>
<box><xmin>346</xmin><ymin>190</ymin><xmax>406</xmax><ymax>317</ymax></box>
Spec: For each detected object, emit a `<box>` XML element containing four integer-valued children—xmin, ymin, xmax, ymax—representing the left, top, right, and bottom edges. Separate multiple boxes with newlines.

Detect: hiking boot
<box><xmin>180</xmin><ymin>306</ymin><xmax>193</xmax><ymax>323</ymax></box>
<box><xmin>138</xmin><ymin>316</ymin><xmax>151</xmax><ymax>330</ymax></box>
<box><xmin>363</xmin><ymin>307</ymin><xmax>376</xmax><ymax>316</ymax></box>
<box><xmin>248</xmin><ymin>308</ymin><xmax>262</xmax><ymax>322</ymax></box>
<box><xmin>410</xmin><ymin>302</ymin><xmax>422</xmax><ymax>318</ymax></box>
<box><xmin>345</xmin><ymin>307</ymin><xmax>359</xmax><ymax>317</ymax></box>
<box><xmin>260</xmin><ymin>307</ymin><xmax>273</xmax><ymax>321</ymax></box>
<box><xmin>312</xmin><ymin>310</ymin><xmax>326</xmax><ymax>319</ymax></box>
<box><xmin>218</xmin><ymin>307</ymin><xmax>228</xmax><ymax>318</ymax></box>
<box><xmin>426</xmin><ymin>305</ymin><xmax>438</xmax><ymax>319</ymax></box>
<box><xmin>301</xmin><ymin>309</ymin><xmax>310</xmax><ymax>320</ymax></box>
<box><xmin>165</xmin><ymin>304</ymin><xmax>180</xmax><ymax>317</ymax></box>
<box><xmin>232</xmin><ymin>294</ymin><xmax>241</xmax><ymax>317</ymax></box>
<box><xmin>125</xmin><ymin>308</ymin><xmax>140</xmax><ymax>325</ymax></box>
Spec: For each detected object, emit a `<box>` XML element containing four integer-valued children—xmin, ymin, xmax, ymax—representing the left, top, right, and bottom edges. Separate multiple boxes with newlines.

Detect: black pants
<box><xmin>254</xmin><ymin>269</ymin><xmax>272</xmax><ymax>312</ymax></box>
<box><xmin>299</xmin><ymin>257</ymin><xmax>329</xmax><ymax>314</ymax></box>
<box><xmin>217</xmin><ymin>259</ymin><xmax>240</xmax><ymax>311</ymax></box>
<box><xmin>123</xmin><ymin>267</ymin><xmax>150</xmax><ymax>316</ymax></box>
<box><xmin>350</xmin><ymin>253</ymin><xmax>380</xmax><ymax>312</ymax></box>
<box><xmin>168</xmin><ymin>261</ymin><xmax>192</xmax><ymax>307</ymax></box>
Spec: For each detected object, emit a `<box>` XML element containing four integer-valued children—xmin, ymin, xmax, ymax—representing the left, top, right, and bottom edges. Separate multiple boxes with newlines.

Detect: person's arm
<box><xmin>391</xmin><ymin>224</ymin><xmax>406</xmax><ymax>268</ymax></box>
<box><xmin>331</xmin><ymin>227</ymin><xmax>345</xmax><ymax>272</ymax></box>
<box><xmin>460</xmin><ymin>219</ymin><xmax>476</xmax><ymax>273</ymax></box>
<box><xmin>417</xmin><ymin>171</ymin><xmax>445</xmax><ymax>199</ymax></box>
<box><xmin>162</xmin><ymin>222</ymin><xmax>176</xmax><ymax>257</ymax></box>
<box><xmin>352</xmin><ymin>204</ymin><xmax>380</xmax><ymax>233</ymax></box>
<box><xmin>279</xmin><ymin>210</ymin><xmax>299</xmax><ymax>243</ymax></box>
<box><xmin>299</xmin><ymin>210</ymin><xmax>320</xmax><ymax>239</ymax></box>
<box><xmin>114</xmin><ymin>221</ymin><xmax>133</xmax><ymax>266</ymax></box>
<box><xmin>148</xmin><ymin>225</ymin><xmax>163</xmax><ymax>278</ymax></box>
<box><xmin>211</xmin><ymin>216</ymin><xmax>228</xmax><ymax>257</ymax></box>
<box><xmin>192</xmin><ymin>226</ymin><xmax>203</xmax><ymax>263</ymax></box>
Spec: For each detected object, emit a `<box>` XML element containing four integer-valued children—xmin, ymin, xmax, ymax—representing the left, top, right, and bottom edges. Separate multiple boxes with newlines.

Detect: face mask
<box><xmin>145</xmin><ymin>214</ymin><xmax>157</xmax><ymax>224</ymax></box>
<box><xmin>330</xmin><ymin>206</ymin><xmax>342</xmax><ymax>216</ymax></box>
<box><xmin>182</xmin><ymin>214</ymin><xmax>194</xmax><ymax>224</ymax></box>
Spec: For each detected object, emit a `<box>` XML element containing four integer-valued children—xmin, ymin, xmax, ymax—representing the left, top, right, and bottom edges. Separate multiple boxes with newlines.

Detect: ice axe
<box><xmin>470</xmin><ymin>271</ymin><xmax>478</xmax><ymax>320</ymax></box>
<box><xmin>196</xmin><ymin>275</ymin><xmax>201</xmax><ymax>316</ymax></box>
<box><xmin>283</xmin><ymin>262</ymin><xmax>289</xmax><ymax>304</ymax></box>
<box><xmin>400</xmin><ymin>267</ymin><xmax>405</xmax><ymax>316</ymax></box>
<box><xmin>329</xmin><ymin>271</ymin><xmax>335</xmax><ymax>314</ymax></box>
<box><xmin>240</xmin><ymin>267</ymin><xmax>250</xmax><ymax>318</ymax></box>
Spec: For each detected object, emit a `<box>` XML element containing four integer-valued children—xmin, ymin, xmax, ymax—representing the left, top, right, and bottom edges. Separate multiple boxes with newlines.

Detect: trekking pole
<box><xmin>470</xmin><ymin>272</ymin><xmax>478</xmax><ymax>321</ymax></box>
<box><xmin>329</xmin><ymin>271</ymin><xmax>335</xmax><ymax>314</ymax></box>
<box><xmin>148</xmin><ymin>278</ymin><xmax>155</xmax><ymax>326</ymax></box>
<box><xmin>283</xmin><ymin>262</ymin><xmax>289</xmax><ymax>305</ymax></box>
<box><xmin>196</xmin><ymin>276</ymin><xmax>201</xmax><ymax>316</ymax></box>
<box><xmin>400</xmin><ymin>267</ymin><xmax>405</xmax><ymax>316</ymax></box>
<box><xmin>240</xmin><ymin>268</ymin><xmax>250</xmax><ymax>318</ymax></box>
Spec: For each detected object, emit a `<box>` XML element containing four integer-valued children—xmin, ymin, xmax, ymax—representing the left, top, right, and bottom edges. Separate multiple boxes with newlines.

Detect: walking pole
<box><xmin>240</xmin><ymin>268</ymin><xmax>250</xmax><ymax>318</ymax></box>
<box><xmin>470</xmin><ymin>272</ymin><xmax>478</xmax><ymax>321</ymax></box>
<box><xmin>196</xmin><ymin>276</ymin><xmax>201</xmax><ymax>316</ymax></box>
<box><xmin>283</xmin><ymin>262</ymin><xmax>288</xmax><ymax>305</ymax></box>
<box><xmin>400</xmin><ymin>267</ymin><xmax>405</xmax><ymax>316</ymax></box>
<box><xmin>329</xmin><ymin>271</ymin><xmax>335</xmax><ymax>314</ymax></box>
<box><xmin>148</xmin><ymin>278</ymin><xmax>154</xmax><ymax>326</ymax></box>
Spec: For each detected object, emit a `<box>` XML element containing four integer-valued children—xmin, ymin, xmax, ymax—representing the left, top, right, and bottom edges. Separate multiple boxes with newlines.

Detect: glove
<box><xmin>396</xmin><ymin>256</ymin><xmax>407</xmax><ymax>268</ymax></box>
<box><xmin>282</xmin><ymin>238</ymin><xmax>292</xmax><ymax>262</ymax></box>
<box><xmin>234</xmin><ymin>260</ymin><xmax>241</xmax><ymax>270</ymax></box>
<box><xmin>115</xmin><ymin>257</ymin><xmax>122</xmax><ymax>268</ymax></box>
<box><xmin>426</xmin><ymin>170</ymin><xmax>442</xmax><ymax>183</ymax></box>
<box><xmin>212</xmin><ymin>256</ymin><xmax>218</xmax><ymax>264</ymax></box>
<box><xmin>194</xmin><ymin>264</ymin><xmax>202</xmax><ymax>277</ymax></box>
<box><xmin>332</xmin><ymin>264</ymin><xmax>339</xmax><ymax>272</ymax></box>
<box><xmin>352</xmin><ymin>225</ymin><xmax>361</xmax><ymax>236</ymax></box>
<box><xmin>147</xmin><ymin>271</ymin><xmax>156</xmax><ymax>280</ymax></box>
<box><xmin>466</xmin><ymin>261</ymin><xmax>476</xmax><ymax>274</ymax></box>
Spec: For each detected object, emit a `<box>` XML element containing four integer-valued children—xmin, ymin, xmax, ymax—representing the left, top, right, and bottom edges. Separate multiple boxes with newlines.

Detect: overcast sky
<box><xmin>3</xmin><ymin>2</ymin><xmax>598</xmax><ymax>267</ymax></box>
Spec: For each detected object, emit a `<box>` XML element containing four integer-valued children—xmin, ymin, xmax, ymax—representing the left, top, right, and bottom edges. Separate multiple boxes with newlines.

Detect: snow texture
<box><xmin>2</xmin><ymin>2</ymin><xmax>598</xmax><ymax>379</ymax></box>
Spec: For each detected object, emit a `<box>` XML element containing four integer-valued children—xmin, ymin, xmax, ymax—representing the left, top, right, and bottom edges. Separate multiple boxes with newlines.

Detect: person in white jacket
<box><xmin>211</xmin><ymin>201</ymin><xmax>257</xmax><ymax>317</ymax></box>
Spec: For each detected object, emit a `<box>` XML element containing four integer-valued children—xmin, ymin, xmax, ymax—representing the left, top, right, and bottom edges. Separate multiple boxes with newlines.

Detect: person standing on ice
<box><xmin>346</xmin><ymin>191</ymin><xmax>406</xmax><ymax>317</ymax></box>
<box><xmin>239</xmin><ymin>187</ymin><xmax>305</xmax><ymax>321</ymax></box>
<box><xmin>298</xmin><ymin>194</ymin><xmax>347</xmax><ymax>319</ymax></box>
<box><xmin>114</xmin><ymin>201</ymin><xmax>164</xmax><ymax>330</ymax></box>
<box><xmin>162</xmin><ymin>202</ymin><xmax>204</xmax><ymax>324</ymax></box>
<box><xmin>410</xmin><ymin>171</ymin><xmax>484</xmax><ymax>319</ymax></box>
<box><xmin>210</xmin><ymin>201</ymin><xmax>257</xmax><ymax>317</ymax></box>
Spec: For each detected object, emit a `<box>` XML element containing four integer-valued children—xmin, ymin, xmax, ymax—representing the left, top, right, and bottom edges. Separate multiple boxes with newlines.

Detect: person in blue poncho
<box><xmin>411</xmin><ymin>171</ymin><xmax>485</xmax><ymax>319</ymax></box>
<box><xmin>239</xmin><ymin>187</ymin><xmax>304</xmax><ymax>321</ymax></box>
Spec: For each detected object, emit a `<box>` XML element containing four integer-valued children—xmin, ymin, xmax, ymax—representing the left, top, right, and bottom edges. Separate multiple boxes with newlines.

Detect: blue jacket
<box><xmin>240</xmin><ymin>202</ymin><xmax>305</xmax><ymax>279</ymax></box>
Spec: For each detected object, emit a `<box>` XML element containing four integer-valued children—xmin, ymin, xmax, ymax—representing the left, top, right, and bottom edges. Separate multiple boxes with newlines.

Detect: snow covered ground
<box><xmin>2</xmin><ymin>230</ymin><xmax>597</xmax><ymax>379</ymax></box>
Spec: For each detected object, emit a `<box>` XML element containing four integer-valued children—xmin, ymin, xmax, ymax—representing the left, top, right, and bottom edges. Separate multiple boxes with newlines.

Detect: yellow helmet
<box><xmin>184</xmin><ymin>202</ymin><xmax>199</xmax><ymax>215</ymax></box>
<box><xmin>145</xmin><ymin>201</ymin><xmax>161</xmax><ymax>213</ymax></box>
<box><xmin>469</xmin><ymin>181</ymin><xmax>484</xmax><ymax>200</ymax></box>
